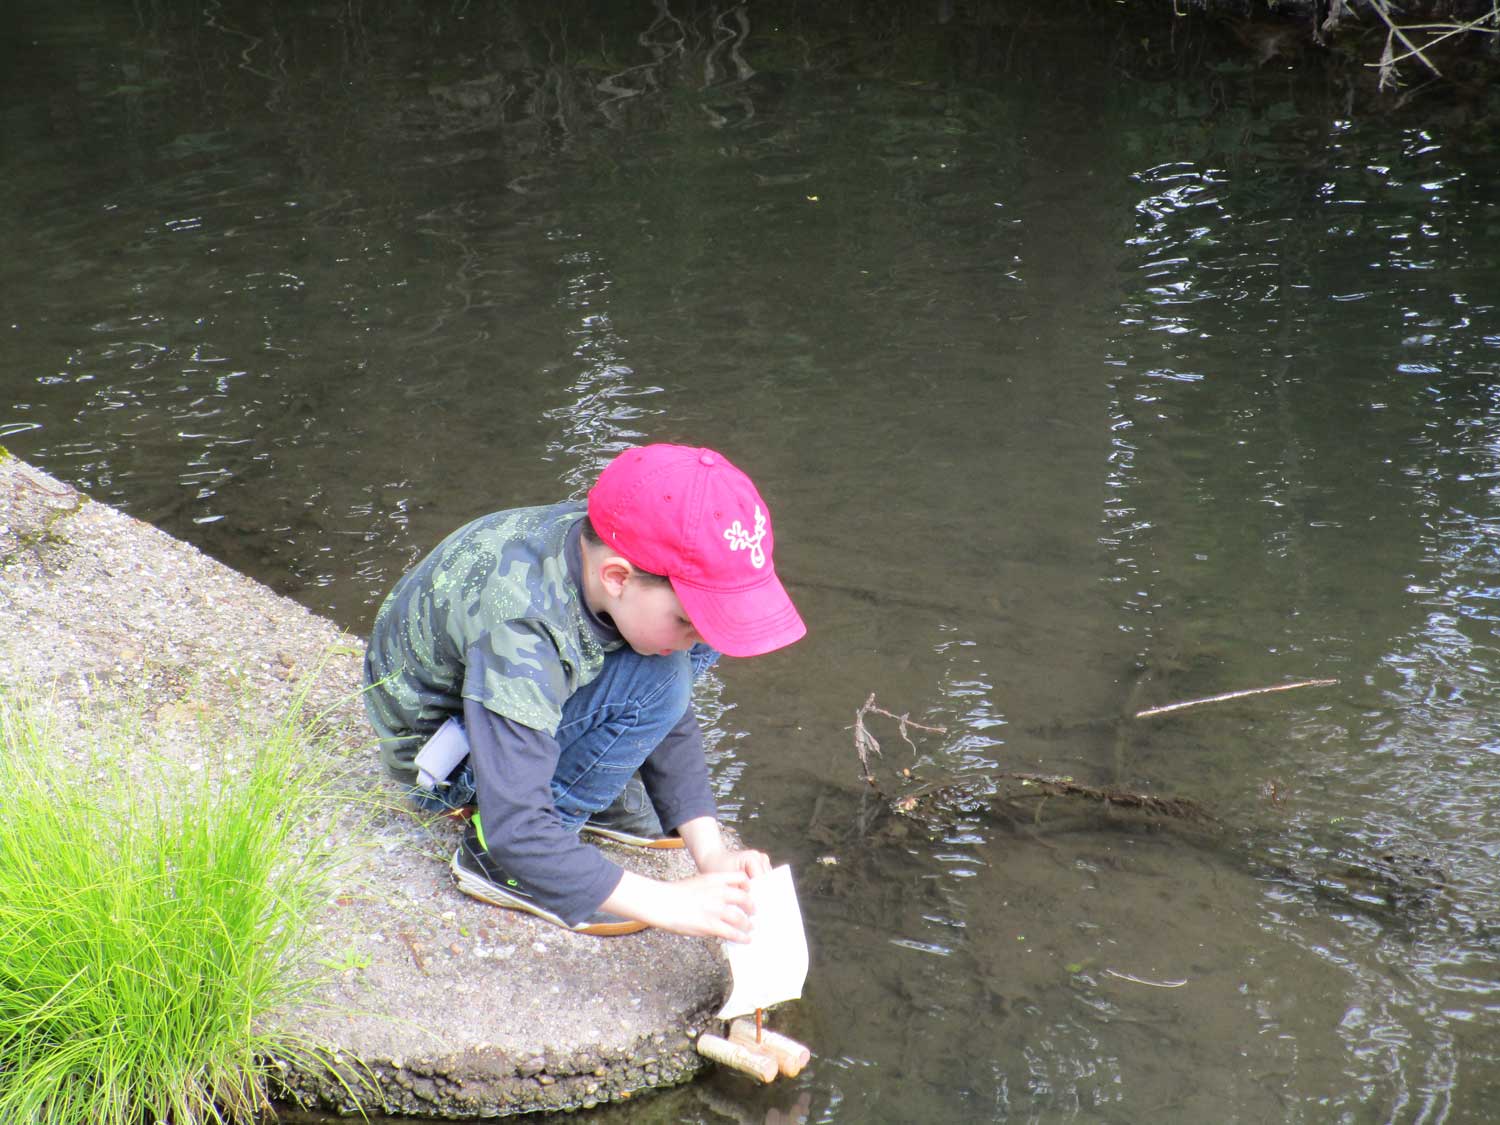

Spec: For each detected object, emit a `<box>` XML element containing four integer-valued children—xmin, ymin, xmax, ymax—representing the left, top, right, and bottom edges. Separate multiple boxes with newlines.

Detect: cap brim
<box><xmin>672</xmin><ymin>570</ymin><xmax>806</xmax><ymax>658</ymax></box>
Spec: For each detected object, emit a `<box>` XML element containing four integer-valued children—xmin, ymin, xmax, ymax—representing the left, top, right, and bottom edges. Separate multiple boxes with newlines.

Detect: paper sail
<box><xmin>717</xmin><ymin>864</ymin><xmax>809</xmax><ymax>1020</ymax></box>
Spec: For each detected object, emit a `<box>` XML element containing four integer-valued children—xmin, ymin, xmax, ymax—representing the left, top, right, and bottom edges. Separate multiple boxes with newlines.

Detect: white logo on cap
<box><xmin>723</xmin><ymin>506</ymin><xmax>767</xmax><ymax>569</ymax></box>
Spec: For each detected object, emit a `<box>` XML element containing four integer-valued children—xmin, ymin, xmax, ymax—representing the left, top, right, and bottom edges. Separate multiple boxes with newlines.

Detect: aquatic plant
<box><xmin>0</xmin><ymin>689</ymin><xmax>348</xmax><ymax>1125</ymax></box>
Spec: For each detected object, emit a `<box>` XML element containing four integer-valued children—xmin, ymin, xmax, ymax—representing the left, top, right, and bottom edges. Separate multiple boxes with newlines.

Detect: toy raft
<box><xmin>694</xmin><ymin>865</ymin><xmax>811</xmax><ymax>1084</ymax></box>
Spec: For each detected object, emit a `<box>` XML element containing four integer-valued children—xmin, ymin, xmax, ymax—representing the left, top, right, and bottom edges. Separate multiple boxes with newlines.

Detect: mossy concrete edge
<box><xmin>0</xmin><ymin>455</ymin><xmax>730</xmax><ymax>1119</ymax></box>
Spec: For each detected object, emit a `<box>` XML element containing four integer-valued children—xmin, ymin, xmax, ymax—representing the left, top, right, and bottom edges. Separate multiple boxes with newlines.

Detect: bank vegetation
<box><xmin>0</xmin><ymin>689</ymin><xmax>353</xmax><ymax>1125</ymax></box>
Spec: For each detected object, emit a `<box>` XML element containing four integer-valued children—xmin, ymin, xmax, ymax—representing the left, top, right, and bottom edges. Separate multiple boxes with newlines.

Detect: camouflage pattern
<box><xmin>363</xmin><ymin>502</ymin><xmax>618</xmax><ymax>776</ymax></box>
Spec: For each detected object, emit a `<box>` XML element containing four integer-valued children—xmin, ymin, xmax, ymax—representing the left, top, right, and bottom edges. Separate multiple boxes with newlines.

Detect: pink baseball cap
<box><xmin>587</xmin><ymin>444</ymin><xmax>806</xmax><ymax>658</ymax></box>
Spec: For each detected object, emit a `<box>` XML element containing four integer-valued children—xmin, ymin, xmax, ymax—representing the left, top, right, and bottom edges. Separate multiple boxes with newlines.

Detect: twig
<box><xmin>852</xmin><ymin>693</ymin><xmax>947</xmax><ymax>789</ymax></box>
<box><xmin>1377</xmin><ymin>29</ymin><xmax>1399</xmax><ymax>90</ymax></box>
<box><xmin>1104</xmin><ymin>969</ymin><xmax>1187</xmax><ymax>989</ymax></box>
<box><xmin>1134</xmin><ymin>679</ymin><xmax>1337</xmax><ymax>719</ymax></box>
<box><xmin>1382</xmin><ymin>19</ymin><xmax>1500</xmax><ymax>33</ymax></box>
<box><xmin>860</xmin><ymin>693</ymin><xmax>948</xmax><ymax>747</ymax></box>
<box><xmin>1376</xmin><ymin>14</ymin><xmax>1500</xmax><ymax>68</ymax></box>
<box><xmin>395</xmin><ymin>930</ymin><xmax>427</xmax><ymax>972</ymax></box>
<box><xmin>851</xmin><ymin>694</ymin><xmax>882</xmax><ymax>788</ymax></box>
<box><xmin>1365</xmin><ymin>0</ymin><xmax>1444</xmax><ymax>79</ymax></box>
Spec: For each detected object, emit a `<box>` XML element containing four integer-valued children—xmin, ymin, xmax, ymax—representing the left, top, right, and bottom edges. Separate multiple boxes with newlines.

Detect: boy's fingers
<box><xmin>716</xmin><ymin>869</ymin><xmax>752</xmax><ymax>891</ymax></box>
<box><xmin>716</xmin><ymin>881</ymin><xmax>753</xmax><ymax>912</ymax></box>
<box><xmin>718</xmin><ymin>904</ymin><xmax>754</xmax><ymax>942</ymax></box>
<box><xmin>706</xmin><ymin>879</ymin><xmax>754</xmax><ymax>939</ymax></box>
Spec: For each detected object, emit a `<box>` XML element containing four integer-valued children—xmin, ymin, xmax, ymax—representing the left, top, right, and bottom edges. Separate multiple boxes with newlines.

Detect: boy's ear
<box><xmin>597</xmin><ymin>556</ymin><xmax>634</xmax><ymax>597</ymax></box>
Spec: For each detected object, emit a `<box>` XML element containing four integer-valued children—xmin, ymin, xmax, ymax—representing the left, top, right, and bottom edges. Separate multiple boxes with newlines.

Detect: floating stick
<box><xmin>729</xmin><ymin>1018</ymin><xmax>812</xmax><ymax>1078</ymax></box>
<box><xmin>1134</xmin><ymin>679</ymin><xmax>1338</xmax><ymax>719</ymax></box>
<box><xmin>1104</xmin><ymin>968</ymin><xmax>1188</xmax><ymax>988</ymax></box>
<box><xmin>696</xmin><ymin>1033</ymin><xmax>779</xmax><ymax>1084</ymax></box>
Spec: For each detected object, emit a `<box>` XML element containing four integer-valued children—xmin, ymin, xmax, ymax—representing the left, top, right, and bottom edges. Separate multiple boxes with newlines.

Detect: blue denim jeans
<box><xmin>410</xmin><ymin>643</ymin><xmax>719</xmax><ymax>824</ymax></box>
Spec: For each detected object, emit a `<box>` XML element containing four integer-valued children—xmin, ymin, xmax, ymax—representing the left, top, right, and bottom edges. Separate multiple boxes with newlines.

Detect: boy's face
<box><xmin>610</xmin><ymin>574</ymin><xmax>703</xmax><ymax>658</ymax></box>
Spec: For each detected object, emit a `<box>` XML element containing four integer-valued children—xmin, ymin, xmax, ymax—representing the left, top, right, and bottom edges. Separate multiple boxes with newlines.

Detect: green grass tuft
<box><xmin>0</xmin><ymin>689</ymin><xmax>350</xmax><ymax>1125</ymax></box>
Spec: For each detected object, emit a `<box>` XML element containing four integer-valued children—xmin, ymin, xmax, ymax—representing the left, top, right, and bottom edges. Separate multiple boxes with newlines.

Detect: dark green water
<box><xmin>6</xmin><ymin>2</ymin><xmax>1500</xmax><ymax>1121</ymax></box>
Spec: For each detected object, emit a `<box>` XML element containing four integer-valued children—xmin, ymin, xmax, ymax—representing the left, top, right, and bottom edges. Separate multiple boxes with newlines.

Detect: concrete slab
<box><xmin>0</xmin><ymin>451</ymin><xmax>729</xmax><ymax>1117</ymax></box>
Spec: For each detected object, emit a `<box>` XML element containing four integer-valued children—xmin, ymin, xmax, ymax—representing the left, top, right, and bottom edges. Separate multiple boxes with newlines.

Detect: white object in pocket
<box><xmin>413</xmin><ymin>717</ymin><xmax>470</xmax><ymax>791</ymax></box>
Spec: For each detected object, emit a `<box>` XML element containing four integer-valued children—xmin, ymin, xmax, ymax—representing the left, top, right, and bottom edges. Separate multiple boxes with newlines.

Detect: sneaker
<box><xmin>579</xmin><ymin>776</ymin><xmax>686</xmax><ymax>850</ymax></box>
<box><xmin>450</xmin><ymin>825</ymin><xmax>647</xmax><ymax>937</ymax></box>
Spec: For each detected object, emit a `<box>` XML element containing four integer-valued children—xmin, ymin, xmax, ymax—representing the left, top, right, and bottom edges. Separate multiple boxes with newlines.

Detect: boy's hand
<box><xmin>603</xmin><ymin>870</ymin><xmax>758</xmax><ymax>942</ymax></box>
<box><xmin>675</xmin><ymin>815</ymin><xmax>773</xmax><ymax>881</ymax></box>
<box><xmin>696</xmin><ymin>846</ymin><xmax>772</xmax><ymax>881</ymax></box>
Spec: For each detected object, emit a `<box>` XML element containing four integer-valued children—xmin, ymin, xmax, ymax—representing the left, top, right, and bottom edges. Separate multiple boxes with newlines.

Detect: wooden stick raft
<box><xmin>728</xmin><ymin>1018</ymin><xmax>811</xmax><ymax>1078</ymax></box>
<box><xmin>696</xmin><ymin>1019</ymin><xmax>813</xmax><ymax>1083</ymax></box>
<box><xmin>696</xmin><ymin>1033</ymin><xmax>779</xmax><ymax>1084</ymax></box>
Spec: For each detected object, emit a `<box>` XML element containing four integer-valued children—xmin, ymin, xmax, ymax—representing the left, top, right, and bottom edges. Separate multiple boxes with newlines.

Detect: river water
<box><xmin>5</xmin><ymin>2</ymin><xmax>1500</xmax><ymax>1122</ymax></box>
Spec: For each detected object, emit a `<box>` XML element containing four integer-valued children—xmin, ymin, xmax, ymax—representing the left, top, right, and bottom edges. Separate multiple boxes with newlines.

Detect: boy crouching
<box><xmin>362</xmin><ymin>444</ymin><xmax>805</xmax><ymax>938</ymax></box>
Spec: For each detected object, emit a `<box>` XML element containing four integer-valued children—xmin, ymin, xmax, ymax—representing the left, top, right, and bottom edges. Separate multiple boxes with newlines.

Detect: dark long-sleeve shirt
<box><xmin>464</xmin><ymin>694</ymin><xmax>716</xmax><ymax>926</ymax></box>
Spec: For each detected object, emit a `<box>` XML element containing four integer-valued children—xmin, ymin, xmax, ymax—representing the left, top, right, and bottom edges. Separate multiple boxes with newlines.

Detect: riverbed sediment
<box><xmin>0</xmin><ymin>451</ymin><xmax>728</xmax><ymax>1118</ymax></box>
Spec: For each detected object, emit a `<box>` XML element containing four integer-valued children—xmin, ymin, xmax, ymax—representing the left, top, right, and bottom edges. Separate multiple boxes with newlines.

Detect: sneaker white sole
<box><xmin>579</xmin><ymin>824</ymin><xmax>686</xmax><ymax>850</ymax></box>
<box><xmin>450</xmin><ymin>849</ymin><xmax>648</xmax><ymax>937</ymax></box>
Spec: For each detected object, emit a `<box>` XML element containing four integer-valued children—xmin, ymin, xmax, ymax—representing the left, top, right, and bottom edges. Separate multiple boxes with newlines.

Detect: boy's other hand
<box><xmin>675</xmin><ymin>815</ymin><xmax>773</xmax><ymax>881</ymax></box>
<box><xmin>697</xmin><ymin>846</ymin><xmax>772</xmax><ymax>881</ymax></box>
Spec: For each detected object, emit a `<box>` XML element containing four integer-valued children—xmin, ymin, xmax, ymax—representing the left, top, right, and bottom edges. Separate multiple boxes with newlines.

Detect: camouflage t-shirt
<box><xmin>363</xmin><ymin>502</ymin><xmax>618</xmax><ymax>774</ymax></box>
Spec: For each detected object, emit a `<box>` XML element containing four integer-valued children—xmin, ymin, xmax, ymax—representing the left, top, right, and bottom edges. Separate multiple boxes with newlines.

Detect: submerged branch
<box><xmin>853</xmin><ymin>694</ymin><xmax>1210</xmax><ymax>821</ymax></box>
<box><xmin>892</xmin><ymin>772</ymin><xmax>1214</xmax><ymax>823</ymax></box>
<box><xmin>845</xmin><ymin>692</ymin><xmax>1447</xmax><ymax>928</ymax></box>
<box><xmin>852</xmin><ymin>693</ymin><xmax>947</xmax><ymax>790</ymax></box>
